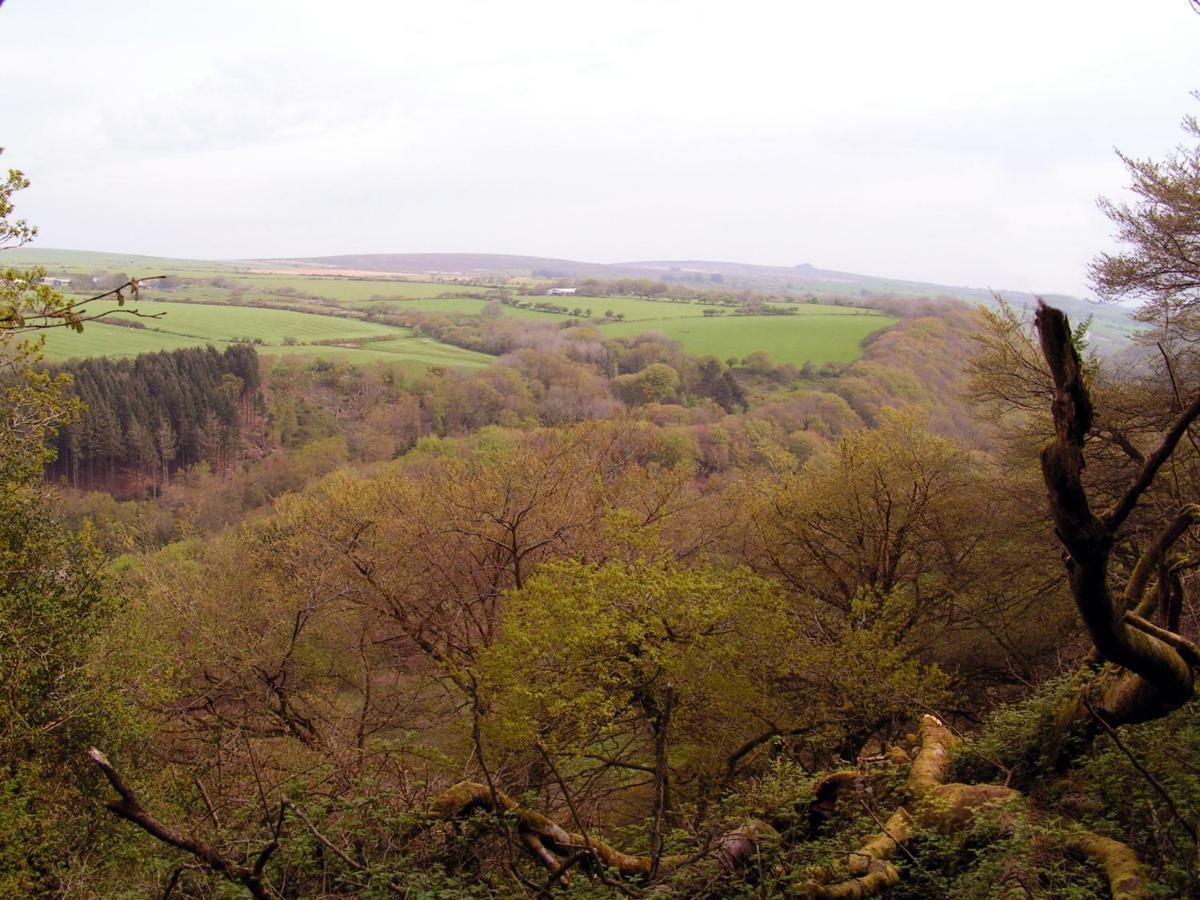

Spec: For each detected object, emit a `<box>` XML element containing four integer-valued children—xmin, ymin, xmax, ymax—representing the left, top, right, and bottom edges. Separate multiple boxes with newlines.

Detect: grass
<box><xmin>17</xmin><ymin>250</ymin><xmax>899</xmax><ymax>367</ymax></box>
<box><xmin>33</xmin><ymin>294</ymin><xmax>893</xmax><ymax>368</ymax></box>
<box><xmin>8</xmin><ymin>251</ymin><xmax>481</xmax><ymax>302</ymax></box>
<box><xmin>4</xmin><ymin>248</ymin><xmax>236</xmax><ymax>275</ymax></box>
<box><xmin>265</xmin><ymin>336</ymin><xmax>492</xmax><ymax>368</ymax></box>
<box><xmin>598</xmin><ymin>311</ymin><xmax>896</xmax><ymax>366</ymax></box>
<box><xmin>71</xmin><ymin>299</ymin><xmax>398</xmax><ymax>343</ymax></box>
<box><xmin>238</xmin><ymin>275</ymin><xmax>468</xmax><ymax>302</ymax></box>
<box><xmin>371</xmin><ymin>296</ymin><xmax>886</xmax><ymax>333</ymax></box>
<box><xmin>32</xmin><ymin>325</ymin><xmax>218</xmax><ymax>361</ymax></box>
<box><xmin>512</xmin><ymin>295</ymin><xmax>708</xmax><ymax>321</ymax></box>
<box><xmin>31</xmin><ymin>299</ymin><xmax>492</xmax><ymax>370</ymax></box>
<box><xmin>359</xmin><ymin>297</ymin><xmax>553</xmax><ymax>319</ymax></box>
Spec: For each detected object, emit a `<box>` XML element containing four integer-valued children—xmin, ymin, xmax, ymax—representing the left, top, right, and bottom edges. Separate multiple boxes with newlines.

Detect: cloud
<box><xmin>2</xmin><ymin>0</ymin><xmax>1197</xmax><ymax>295</ymax></box>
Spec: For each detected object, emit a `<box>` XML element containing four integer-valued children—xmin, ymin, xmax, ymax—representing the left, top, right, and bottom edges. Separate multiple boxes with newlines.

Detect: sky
<box><xmin>1</xmin><ymin>1</ymin><xmax>1197</xmax><ymax>296</ymax></box>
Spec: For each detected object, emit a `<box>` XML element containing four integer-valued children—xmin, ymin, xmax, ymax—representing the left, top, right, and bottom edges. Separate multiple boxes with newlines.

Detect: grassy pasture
<box><xmin>70</xmin><ymin>300</ymin><xmax>398</xmax><ymax>344</ymax></box>
<box><xmin>535</xmin><ymin>295</ymin><xmax>703</xmax><ymax>320</ymax></box>
<box><xmin>33</xmin><ymin>293</ymin><xmax>894</xmax><ymax>368</ymax></box>
<box><xmin>360</xmin><ymin>297</ymin><xmax>553</xmax><ymax>319</ymax></box>
<box><xmin>31</xmin><ymin>299</ymin><xmax>491</xmax><ymax>370</ymax></box>
<box><xmin>267</xmin><ymin>336</ymin><xmax>492</xmax><ymax>368</ymax></box>
<box><xmin>355</xmin><ymin>296</ymin><xmax>873</xmax><ymax>328</ymax></box>
<box><xmin>17</xmin><ymin>250</ymin><xmax>899</xmax><ymax>368</ymax></box>
<box><xmin>598</xmin><ymin>311</ymin><xmax>896</xmax><ymax>366</ymax></box>
<box><xmin>5</xmin><ymin>248</ymin><xmax>235</xmax><ymax>276</ymax></box>
<box><xmin>240</xmin><ymin>275</ymin><xmax>465</xmax><ymax>302</ymax></box>
<box><xmin>33</xmin><ymin>325</ymin><xmax>218</xmax><ymax>361</ymax></box>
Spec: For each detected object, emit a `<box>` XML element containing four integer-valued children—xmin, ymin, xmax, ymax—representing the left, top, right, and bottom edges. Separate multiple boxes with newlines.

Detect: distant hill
<box><xmin>258</xmin><ymin>252</ymin><xmax>970</xmax><ymax>288</ymax></box>
<box><xmin>10</xmin><ymin>247</ymin><xmax>1138</xmax><ymax>353</ymax></box>
<box><xmin>258</xmin><ymin>252</ymin><xmax>1137</xmax><ymax>352</ymax></box>
<box><xmin>254</xmin><ymin>251</ymin><xmax>1090</xmax><ymax>306</ymax></box>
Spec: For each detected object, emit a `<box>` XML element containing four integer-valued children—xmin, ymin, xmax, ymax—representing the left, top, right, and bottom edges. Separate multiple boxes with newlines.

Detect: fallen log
<box><xmin>429</xmin><ymin>779</ymin><xmax>776</xmax><ymax>878</ymax></box>
<box><xmin>798</xmin><ymin>715</ymin><xmax>1147</xmax><ymax>900</ymax></box>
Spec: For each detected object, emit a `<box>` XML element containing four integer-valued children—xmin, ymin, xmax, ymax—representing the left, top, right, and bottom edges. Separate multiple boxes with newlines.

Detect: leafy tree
<box><xmin>695</xmin><ymin>355</ymin><xmax>747</xmax><ymax>412</ymax></box>
<box><xmin>479</xmin><ymin>557</ymin><xmax>797</xmax><ymax>862</ymax></box>
<box><xmin>743</xmin><ymin>349</ymin><xmax>773</xmax><ymax>375</ymax></box>
<box><xmin>0</xmin><ymin>159</ymin><xmax>134</xmax><ymax>893</ymax></box>
<box><xmin>0</xmin><ymin>422</ymin><xmax>125</xmax><ymax>893</ymax></box>
<box><xmin>1089</xmin><ymin>98</ymin><xmax>1200</xmax><ymax>346</ymax></box>
<box><xmin>614</xmin><ymin>362</ymin><xmax>681</xmax><ymax>405</ymax></box>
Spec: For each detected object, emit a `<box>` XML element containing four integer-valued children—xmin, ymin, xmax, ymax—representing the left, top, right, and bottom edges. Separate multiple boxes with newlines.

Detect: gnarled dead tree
<box><xmin>1036</xmin><ymin>302</ymin><xmax>1200</xmax><ymax>732</ymax></box>
<box><xmin>427</xmin><ymin>715</ymin><xmax>1147</xmax><ymax>899</ymax></box>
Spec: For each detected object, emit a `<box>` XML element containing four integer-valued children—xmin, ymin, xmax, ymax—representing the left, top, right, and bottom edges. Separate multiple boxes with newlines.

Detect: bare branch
<box><xmin>88</xmin><ymin>749</ymin><xmax>277</xmax><ymax>900</ymax></box>
<box><xmin>1105</xmin><ymin>393</ymin><xmax>1200</xmax><ymax>533</ymax></box>
<box><xmin>1126</xmin><ymin>505</ymin><xmax>1199</xmax><ymax>615</ymax></box>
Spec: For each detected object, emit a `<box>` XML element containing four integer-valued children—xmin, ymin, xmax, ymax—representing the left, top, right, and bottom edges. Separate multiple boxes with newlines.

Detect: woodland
<box><xmin>2</xmin><ymin>105</ymin><xmax>1200</xmax><ymax>900</ymax></box>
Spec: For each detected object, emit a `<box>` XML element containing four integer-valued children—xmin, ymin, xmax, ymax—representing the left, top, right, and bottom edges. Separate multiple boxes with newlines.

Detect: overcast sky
<box><xmin>1</xmin><ymin>1</ymin><xmax>1197</xmax><ymax>294</ymax></box>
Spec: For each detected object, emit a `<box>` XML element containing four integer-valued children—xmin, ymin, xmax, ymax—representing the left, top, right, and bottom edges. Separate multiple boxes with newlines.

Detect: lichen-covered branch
<box><xmin>800</xmin><ymin>716</ymin><xmax>1147</xmax><ymax>900</ymax></box>
<box><xmin>429</xmin><ymin>780</ymin><xmax>775</xmax><ymax>878</ymax></box>
<box><xmin>1065</xmin><ymin>832</ymin><xmax>1147</xmax><ymax>900</ymax></box>
<box><xmin>1125</xmin><ymin>506</ymin><xmax>1198</xmax><ymax>616</ymax></box>
<box><xmin>431</xmin><ymin>711</ymin><xmax>1149</xmax><ymax>898</ymax></box>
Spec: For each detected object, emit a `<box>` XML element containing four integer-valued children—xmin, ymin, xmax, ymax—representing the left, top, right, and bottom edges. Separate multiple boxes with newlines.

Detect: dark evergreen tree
<box><xmin>46</xmin><ymin>345</ymin><xmax>261</xmax><ymax>492</ymax></box>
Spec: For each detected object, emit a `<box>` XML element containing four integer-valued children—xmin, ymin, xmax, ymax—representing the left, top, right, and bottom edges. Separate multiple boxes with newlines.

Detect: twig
<box><xmin>543</xmin><ymin>849</ymin><xmax>590</xmax><ymax>890</ymax></box>
<box><xmin>1156</xmin><ymin>342</ymin><xmax>1200</xmax><ymax>462</ymax></box>
<box><xmin>469</xmin><ymin>682</ymin><xmax>542</xmax><ymax>896</ymax></box>
<box><xmin>194</xmin><ymin>777</ymin><xmax>221</xmax><ymax>830</ymax></box>
<box><xmin>536</xmin><ymin>741</ymin><xmax>596</xmax><ymax>858</ymax></box>
<box><xmin>1083</xmin><ymin>698</ymin><xmax>1199</xmax><ymax>846</ymax></box>
<box><xmin>287</xmin><ymin>801</ymin><xmax>363</xmax><ymax>872</ymax></box>
<box><xmin>160</xmin><ymin>866</ymin><xmax>183</xmax><ymax>900</ymax></box>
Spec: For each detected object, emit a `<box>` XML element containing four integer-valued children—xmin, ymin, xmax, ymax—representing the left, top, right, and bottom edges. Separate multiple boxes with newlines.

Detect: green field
<box><xmin>238</xmin><ymin>275</ymin><xmax>466</xmax><ymax>302</ymax></box>
<box><xmin>17</xmin><ymin>250</ymin><xmax>899</xmax><ymax>367</ymax></box>
<box><xmin>88</xmin><ymin>300</ymin><xmax>398</xmax><ymax>343</ymax></box>
<box><xmin>32</xmin><ymin>299</ymin><xmax>492</xmax><ymax>369</ymax></box>
<box><xmin>33</xmin><ymin>325</ymin><xmax>215</xmax><ymax>360</ymax></box>
<box><xmin>531</xmin><ymin>295</ymin><xmax>710</xmax><ymax>320</ymax></box>
<box><xmin>359</xmin><ymin>297</ymin><xmax>554</xmax><ymax>319</ymax></box>
<box><xmin>597</xmin><ymin>310</ymin><xmax>896</xmax><ymax>366</ymax></box>
<box><xmin>266</xmin><ymin>335</ymin><xmax>491</xmax><ymax>368</ymax></box>
<box><xmin>33</xmin><ymin>293</ymin><xmax>893</xmax><ymax>368</ymax></box>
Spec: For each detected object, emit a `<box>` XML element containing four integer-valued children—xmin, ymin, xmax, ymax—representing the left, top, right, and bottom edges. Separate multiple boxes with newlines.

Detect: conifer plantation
<box><xmin>47</xmin><ymin>345</ymin><xmax>261</xmax><ymax>491</ymax></box>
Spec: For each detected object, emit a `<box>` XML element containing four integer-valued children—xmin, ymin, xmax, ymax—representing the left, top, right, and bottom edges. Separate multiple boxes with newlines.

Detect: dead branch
<box><xmin>1065</xmin><ymin>832</ymin><xmax>1147</xmax><ymax>900</ymax></box>
<box><xmin>431</xmin><ymin>714</ymin><xmax>1148</xmax><ymax>897</ymax></box>
<box><xmin>88</xmin><ymin>748</ymin><xmax>279</xmax><ymax>899</ymax></box>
